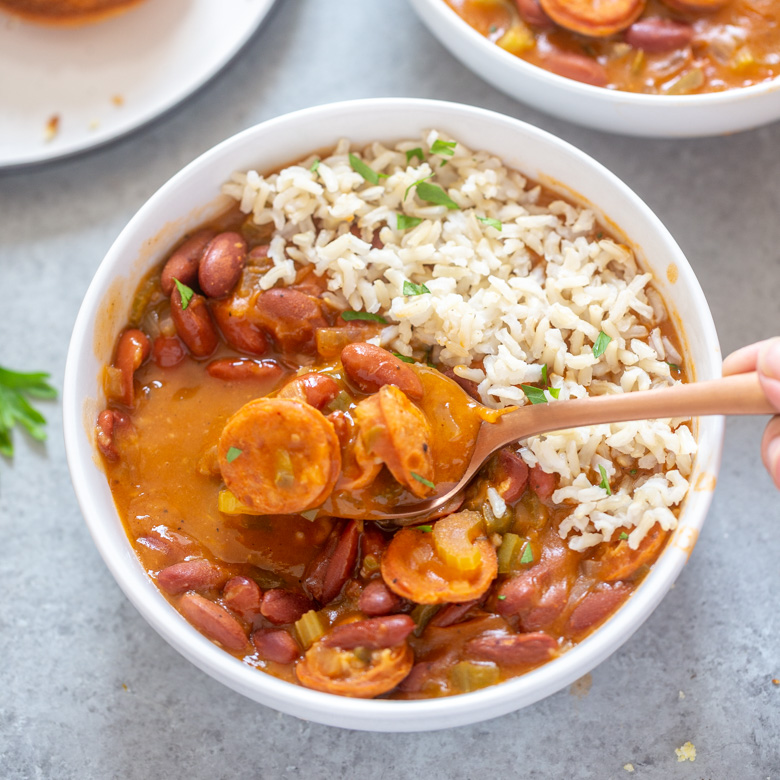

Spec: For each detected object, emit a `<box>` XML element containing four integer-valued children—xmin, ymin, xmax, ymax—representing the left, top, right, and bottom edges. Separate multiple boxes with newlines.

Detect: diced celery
<box><xmin>482</xmin><ymin>501</ymin><xmax>514</xmax><ymax>535</ymax></box>
<box><xmin>432</xmin><ymin>511</ymin><xmax>485</xmax><ymax>573</ymax></box>
<box><xmin>274</xmin><ymin>449</ymin><xmax>294</xmax><ymax>488</ymax></box>
<box><xmin>450</xmin><ymin>661</ymin><xmax>500</xmax><ymax>692</ymax></box>
<box><xmin>731</xmin><ymin>46</ymin><xmax>756</xmax><ymax>73</ymax></box>
<box><xmin>665</xmin><ymin>68</ymin><xmax>704</xmax><ymax>95</ymax></box>
<box><xmin>218</xmin><ymin>489</ymin><xmax>262</xmax><ymax>515</ymax></box>
<box><xmin>294</xmin><ymin>610</ymin><xmax>326</xmax><ymax>649</ymax></box>
<box><xmin>410</xmin><ymin>603</ymin><xmax>440</xmax><ymax>637</ymax></box>
<box><xmin>497</xmin><ymin>532</ymin><xmax>523</xmax><ymax>574</ymax></box>
<box><xmin>631</xmin><ymin>49</ymin><xmax>645</xmax><ymax>75</ymax></box>
<box><xmin>497</xmin><ymin>24</ymin><xmax>534</xmax><ymax>56</ymax></box>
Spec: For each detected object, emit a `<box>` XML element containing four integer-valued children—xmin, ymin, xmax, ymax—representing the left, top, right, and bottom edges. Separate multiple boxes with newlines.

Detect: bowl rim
<box><xmin>408</xmin><ymin>0</ymin><xmax>780</xmax><ymax>107</ymax></box>
<box><xmin>63</xmin><ymin>97</ymin><xmax>725</xmax><ymax>731</ymax></box>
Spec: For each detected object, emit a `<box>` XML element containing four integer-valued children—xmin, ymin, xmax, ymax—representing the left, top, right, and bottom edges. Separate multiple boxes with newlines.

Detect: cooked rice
<box><xmin>222</xmin><ymin>131</ymin><xmax>695</xmax><ymax>551</ymax></box>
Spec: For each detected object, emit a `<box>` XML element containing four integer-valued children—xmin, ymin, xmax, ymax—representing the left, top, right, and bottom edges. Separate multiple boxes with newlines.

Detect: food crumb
<box><xmin>112</xmin><ymin>94</ymin><xmax>125</xmax><ymax>107</ymax></box>
<box><xmin>772</xmin><ymin>678</ymin><xmax>779</xmax><ymax>686</ymax></box>
<box><xmin>679</xmin><ymin>690</ymin><xmax>685</xmax><ymax>699</ymax></box>
<box><xmin>570</xmin><ymin>672</ymin><xmax>592</xmax><ymax>698</ymax></box>
<box><xmin>623</xmin><ymin>764</ymin><xmax>635</xmax><ymax>773</ymax></box>
<box><xmin>675</xmin><ymin>741</ymin><xmax>696</xmax><ymax>762</ymax></box>
<box><xmin>89</xmin><ymin>119</ymin><xmax>100</xmax><ymax>131</ymax></box>
<box><xmin>121</xmin><ymin>683</ymin><xmax>128</xmax><ymax>691</ymax></box>
<box><xmin>44</xmin><ymin>114</ymin><xmax>60</xmax><ymax>142</ymax></box>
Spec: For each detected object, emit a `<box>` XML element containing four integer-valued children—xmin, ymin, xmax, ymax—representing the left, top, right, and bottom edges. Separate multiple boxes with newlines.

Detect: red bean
<box><xmin>152</xmin><ymin>335</ymin><xmax>185</xmax><ymax>368</ymax></box>
<box><xmin>496</xmin><ymin>449</ymin><xmax>529</xmax><ymax>503</ymax></box>
<box><xmin>253</xmin><ymin>288</ymin><xmax>328</xmax><ymax>354</ymax></box>
<box><xmin>541</xmin><ymin>49</ymin><xmax>609</xmax><ymax>87</ymax></box>
<box><xmin>441</xmin><ymin>367</ymin><xmax>481</xmax><ymax>401</ymax></box>
<box><xmin>321</xmin><ymin>615</ymin><xmax>415</xmax><ymax>650</ymax></box>
<box><xmin>304</xmin><ymin>520</ymin><xmax>360</xmax><ymax>605</ymax></box>
<box><xmin>96</xmin><ymin>409</ymin><xmax>132</xmax><ymax>462</ymax></box>
<box><xmin>157</xmin><ymin>559</ymin><xmax>226</xmax><ymax>595</ymax></box>
<box><xmin>170</xmin><ymin>287</ymin><xmax>219</xmax><ymax>358</ymax></box>
<box><xmin>261</xmin><ymin>589</ymin><xmax>314</xmax><ymax>625</ymax></box>
<box><xmin>567</xmin><ymin>584</ymin><xmax>631</xmax><ymax>635</ymax></box>
<box><xmin>115</xmin><ymin>329</ymin><xmax>150</xmax><ymax>407</ymax></box>
<box><xmin>328</xmin><ymin>410</ymin><xmax>352</xmax><ymax>448</ymax></box>
<box><xmin>160</xmin><ymin>228</ymin><xmax>215</xmax><ymax>296</ymax></box>
<box><xmin>279</xmin><ymin>373</ymin><xmax>341</xmax><ymax>410</ymax></box>
<box><xmin>429</xmin><ymin>600</ymin><xmax>478</xmax><ymax>627</ymax></box>
<box><xmin>206</xmin><ymin>357</ymin><xmax>284</xmax><ymax>383</ymax></box>
<box><xmin>136</xmin><ymin>529</ymin><xmax>194</xmax><ymax>564</ymax></box>
<box><xmin>222</xmin><ymin>576</ymin><xmax>264</xmax><ymax>620</ymax></box>
<box><xmin>625</xmin><ymin>18</ymin><xmax>693</xmax><ymax>52</ymax></box>
<box><xmin>530</xmin><ymin>465</ymin><xmax>557</xmax><ymax>500</ymax></box>
<box><xmin>252</xmin><ymin>628</ymin><xmax>301</xmax><ymax>664</ymax></box>
<box><xmin>514</xmin><ymin>0</ymin><xmax>555</xmax><ymax>28</ymax></box>
<box><xmin>179</xmin><ymin>592</ymin><xmax>248</xmax><ymax>651</ymax></box>
<box><xmin>520</xmin><ymin>580</ymin><xmax>569</xmax><ymax>632</ymax></box>
<box><xmin>198</xmin><ymin>232</ymin><xmax>247</xmax><ymax>298</ymax></box>
<box><xmin>358</xmin><ymin>580</ymin><xmax>403</xmax><ymax>616</ymax></box>
<box><xmin>466</xmin><ymin>632</ymin><xmax>558</xmax><ymax>665</ymax></box>
<box><xmin>341</xmin><ymin>343</ymin><xmax>424</xmax><ymax>399</ymax></box>
<box><xmin>210</xmin><ymin>297</ymin><xmax>268</xmax><ymax>356</ymax></box>
<box><xmin>398</xmin><ymin>661</ymin><xmax>435</xmax><ymax>693</ymax></box>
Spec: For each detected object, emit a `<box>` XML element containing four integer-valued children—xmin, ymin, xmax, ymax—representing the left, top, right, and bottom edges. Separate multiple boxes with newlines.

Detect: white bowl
<box><xmin>64</xmin><ymin>98</ymin><xmax>724</xmax><ymax>731</ymax></box>
<box><xmin>409</xmin><ymin>0</ymin><xmax>780</xmax><ymax>137</ymax></box>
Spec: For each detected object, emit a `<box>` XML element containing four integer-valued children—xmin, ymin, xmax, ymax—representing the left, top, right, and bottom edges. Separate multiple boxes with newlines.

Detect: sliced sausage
<box><xmin>157</xmin><ymin>559</ymin><xmax>226</xmax><ymax>595</ymax></box>
<box><xmin>466</xmin><ymin>631</ymin><xmax>558</xmax><ymax>666</ymax></box>
<box><xmin>179</xmin><ymin>592</ymin><xmax>248</xmax><ymax>652</ymax></box>
<box><xmin>625</xmin><ymin>18</ymin><xmax>693</xmax><ymax>52</ymax></box>
<box><xmin>539</xmin><ymin>0</ymin><xmax>644</xmax><ymax>36</ymax></box>
<box><xmin>321</xmin><ymin>615</ymin><xmax>415</xmax><ymax>650</ymax></box>
<box><xmin>160</xmin><ymin>228</ymin><xmax>215</xmax><ymax>296</ymax></box>
<box><xmin>170</xmin><ymin>287</ymin><xmax>219</xmax><ymax>358</ymax></box>
<box><xmin>260</xmin><ymin>589</ymin><xmax>314</xmax><ymax>625</ymax></box>
<box><xmin>252</xmin><ymin>628</ymin><xmax>301</xmax><ymax>664</ymax></box>
<box><xmin>115</xmin><ymin>328</ymin><xmax>150</xmax><ymax>407</ymax></box>
<box><xmin>222</xmin><ymin>576</ymin><xmax>264</xmax><ymax>620</ymax></box>
<box><xmin>253</xmin><ymin>288</ymin><xmax>328</xmax><ymax>354</ymax></box>
<box><xmin>358</xmin><ymin>579</ymin><xmax>403</xmax><ymax>616</ymax></box>
<box><xmin>198</xmin><ymin>232</ymin><xmax>247</xmax><ymax>298</ymax></box>
<box><xmin>540</xmin><ymin>48</ymin><xmax>609</xmax><ymax>87</ymax></box>
<box><xmin>218</xmin><ymin>398</ymin><xmax>341</xmax><ymax>514</ymax></box>
<box><xmin>341</xmin><ymin>343</ymin><xmax>423</xmax><ymax>400</ymax></box>
<box><xmin>206</xmin><ymin>357</ymin><xmax>284</xmax><ymax>383</ymax></box>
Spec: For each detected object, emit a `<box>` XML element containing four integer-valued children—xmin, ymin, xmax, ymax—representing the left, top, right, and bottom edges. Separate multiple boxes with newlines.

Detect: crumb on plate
<box><xmin>44</xmin><ymin>114</ymin><xmax>60</xmax><ymax>142</ymax></box>
<box><xmin>675</xmin><ymin>741</ymin><xmax>696</xmax><ymax>762</ymax></box>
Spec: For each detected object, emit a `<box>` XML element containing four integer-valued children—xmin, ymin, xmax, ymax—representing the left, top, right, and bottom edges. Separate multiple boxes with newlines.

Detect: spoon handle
<box><xmin>495</xmin><ymin>371</ymin><xmax>773</xmax><ymax>444</ymax></box>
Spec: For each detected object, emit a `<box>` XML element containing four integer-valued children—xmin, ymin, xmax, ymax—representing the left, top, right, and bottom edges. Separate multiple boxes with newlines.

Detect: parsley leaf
<box><xmin>520</xmin><ymin>385</ymin><xmax>549</xmax><ymax>405</ymax></box>
<box><xmin>341</xmin><ymin>310</ymin><xmax>387</xmax><ymax>324</ymax></box>
<box><xmin>416</xmin><ymin>525</ymin><xmax>433</xmax><ymax>533</ymax></box>
<box><xmin>667</xmin><ymin>362</ymin><xmax>681</xmax><ymax>373</ymax></box>
<box><xmin>396</xmin><ymin>214</ymin><xmax>423</xmax><ymax>231</ymax></box>
<box><xmin>431</xmin><ymin>139</ymin><xmax>456</xmax><ymax>158</ymax></box>
<box><xmin>393</xmin><ymin>352</ymin><xmax>415</xmax><ymax>364</ymax></box>
<box><xmin>477</xmin><ymin>216</ymin><xmax>502</xmax><ymax>231</ymax></box>
<box><xmin>173</xmin><ymin>278</ymin><xmax>194</xmax><ymax>310</ymax></box>
<box><xmin>520</xmin><ymin>543</ymin><xmax>534</xmax><ymax>565</ymax></box>
<box><xmin>403</xmin><ymin>280</ymin><xmax>431</xmax><ymax>296</ymax></box>
<box><xmin>310</xmin><ymin>159</ymin><xmax>320</xmax><ymax>173</ymax></box>
<box><xmin>415</xmin><ymin>181</ymin><xmax>459</xmax><ymax>210</ymax></box>
<box><xmin>0</xmin><ymin>366</ymin><xmax>57</xmax><ymax>458</ymax></box>
<box><xmin>226</xmin><ymin>446</ymin><xmax>243</xmax><ymax>463</ymax></box>
<box><xmin>404</xmin><ymin>174</ymin><xmax>433</xmax><ymax>201</ymax></box>
<box><xmin>497</xmin><ymin>594</ymin><xmax>507</xmax><ymax>600</ymax></box>
<box><xmin>598</xmin><ymin>464</ymin><xmax>612</xmax><ymax>495</ymax></box>
<box><xmin>541</xmin><ymin>363</ymin><xmax>548</xmax><ymax>386</ymax></box>
<box><xmin>593</xmin><ymin>331</ymin><xmax>612</xmax><ymax>358</ymax></box>
<box><xmin>619</xmin><ymin>532</ymin><xmax>629</xmax><ymax>540</ymax></box>
<box><xmin>549</xmin><ymin>387</ymin><xmax>560</xmax><ymax>399</ymax></box>
<box><xmin>349</xmin><ymin>153</ymin><xmax>387</xmax><ymax>185</ymax></box>
<box><xmin>411</xmin><ymin>472</ymin><xmax>435</xmax><ymax>489</ymax></box>
<box><xmin>405</xmin><ymin>147</ymin><xmax>424</xmax><ymax>165</ymax></box>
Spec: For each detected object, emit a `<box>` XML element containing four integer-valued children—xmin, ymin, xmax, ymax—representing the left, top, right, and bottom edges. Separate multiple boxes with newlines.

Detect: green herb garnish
<box><xmin>598</xmin><ymin>464</ymin><xmax>612</xmax><ymax>495</ymax></box>
<box><xmin>520</xmin><ymin>385</ymin><xmax>552</xmax><ymax>405</ymax></box>
<box><xmin>630</xmin><ymin>468</ymin><xmax>638</xmax><ymax>475</ymax></box>
<box><xmin>520</xmin><ymin>543</ymin><xmax>534</xmax><ymax>565</ymax></box>
<box><xmin>415</xmin><ymin>181</ymin><xmax>459</xmax><ymax>210</ymax></box>
<box><xmin>403</xmin><ymin>280</ymin><xmax>431</xmax><ymax>296</ymax></box>
<box><xmin>349</xmin><ymin>153</ymin><xmax>387</xmax><ymax>185</ymax></box>
<box><xmin>667</xmin><ymin>362</ymin><xmax>681</xmax><ymax>373</ymax></box>
<box><xmin>310</xmin><ymin>159</ymin><xmax>320</xmax><ymax>173</ymax></box>
<box><xmin>226</xmin><ymin>446</ymin><xmax>243</xmax><ymax>463</ymax></box>
<box><xmin>416</xmin><ymin>525</ymin><xmax>433</xmax><ymax>533</ymax></box>
<box><xmin>341</xmin><ymin>310</ymin><xmax>387</xmax><ymax>324</ymax></box>
<box><xmin>411</xmin><ymin>472</ymin><xmax>435</xmax><ymax>489</ymax></box>
<box><xmin>404</xmin><ymin>174</ymin><xmax>434</xmax><ymax>201</ymax></box>
<box><xmin>0</xmin><ymin>366</ymin><xmax>57</xmax><ymax>458</ymax></box>
<box><xmin>396</xmin><ymin>214</ymin><xmax>423</xmax><ymax>231</ymax></box>
<box><xmin>173</xmin><ymin>278</ymin><xmax>194</xmax><ymax>310</ymax></box>
<box><xmin>406</xmin><ymin>147</ymin><xmax>425</xmax><ymax>165</ymax></box>
<box><xmin>549</xmin><ymin>387</ymin><xmax>560</xmax><ymax>399</ymax></box>
<box><xmin>393</xmin><ymin>353</ymin><xmax>416</xmax><ymax>364</ymax></box>
<box><xmin>497</xmin><ymin>594</ymin><xmax>507</xmax><ymax>600</ymax></box>
<box><xmin>431</xmin><ymin>139</ymin><xmax>457</xmax><ymax>158</ymax></box>
<box><xmin>619</xmin><ymin>532</ymin><xmax>629</xmax><ymax>540</ymax></box>
<box><xmin>593</xmin><ymin>331</ymin><xmax>612</xmax><ymax>358</ymax></box>
<box><xmin>541</xmin><ymin>363</ymin><xmax>548</xmax><ymax>386</ymax></box>
<box><xmin>477</xmin><ymin>216</ymin><xmax>502</xmax><ymax>231</ymax></box>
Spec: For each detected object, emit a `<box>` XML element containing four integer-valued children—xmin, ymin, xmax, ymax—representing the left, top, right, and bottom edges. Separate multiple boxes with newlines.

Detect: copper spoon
<box><xmin>374</xmin><ymin>371</ymin><xmax>774</xmax><ymax>523</ymax></box>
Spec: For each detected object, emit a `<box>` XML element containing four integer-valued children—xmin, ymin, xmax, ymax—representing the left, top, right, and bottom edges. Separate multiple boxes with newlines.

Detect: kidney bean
<box><xmin>625</xmin><ymin>18</ymin><xmax>693</xmax><ymax>52</ymax></box>
<box><xmin>179</xmin><ymin>592</ymin><xmax>248</xmax><ymax>651</ymax></box>
<box><xmin>341</xmin><ymin>343</ymin><xmax>423</xmax><ymax>400</ymax></box>
<box><xmin>170</xmin><ymin>287</ymin><xmax>218</xmax><ymax>358</ymax></box>
<box><xmin>328</xmin><ymin>410</ymin><xmax>352</xmax><ymax>449</ymax></box>
<box><xmin>136</xmin><ymin>528</ymin><xmax>194</xmax><ymax>564</ymax></box>
<box><xmin>198</xmin><ymin>232</ymin><xmax>247</xmax><ymax>298</ymax></box>
<box><xmin>210</xmin><ymin>297</ymin><xmax>268</xmax><ymax>356</ymax></box>
<box><xmin>358</xmin><ymin>580</ymin><xmax>403</xmax><ymax>616</ymax></box>
<box><xmin>252</xmin><ymin>628</ymin><xmax>301</xmax><ymax>664</ymax></box>
<box><xmin>466</xmin><ymin>631</ymin><xmax>558</xmax><ymax>666</ymax></box>
<box><xmin>253</xmin><ymin>288</ymin><xmax>328</xmax><ymax>354</ymax></box>
<box><xmin>157</xmin><ymin>559</ymin><xmax>227</xmax><ymax>595</ymax></box>
<box><xmin>321</xmin><ymin>615</ymin><xmax>415</xmax><ymax>650</ymax></box>
<box><xmin>541</xmin><ymin>49</ymin><xmax>609</xmax><ymax>87</ymax></box>
<box><xmin>398</xmin><ymin>661</ymin><xmax>435</xmax><ymax>693</ymax></box>
<box><xmin>261</xmin><ymin>589</ymin><xmax>314</xmax><ymax>625</ymax></box>
<box><xmin>349</xmin><ymin>223</ymin><xmax>383</xmax><ymax>249</ymax></box>
<box><xmin>441</xmin><ymin>367</ymin><xmax>481</xmax><ymax>401</ymax></box>
<box><xmin>222</xmin><ymin>576</ymin><xmax>264</xmax><ymax>620</ymax></box>
<box><xmin>493</xmin><ymin>563</ymin><xmax>549</xmax><ymax>617</ymax></box>
<box><xmin>152</xmin><ymin>335</ymin><xmax>185</xmax><ymax>368</ymax></box>
<box><xmin>567</xmin><ymin>584</ymin><xmax>631</xmax><ymax>635</ymax></box>
<box><xmin>115</xmin><ymin>328</ymin><xmax>150</xmax><ymax>407</ymax></box>
<box><xmin>496</xmin><ymin>449</ymin><xmax>529</xmax><ymax>503</ymax></box>
<box><xmin>96</xmin><ymin>409</ymin><xmax>132</xmax><ymax>462</ymax></box>
<box><xmin>304</xmin><ymin>520</ymin><xmax>360</xmax><ymax>605</ymax></box>
<box><xmin>520</xmin><ymin>580</ymin><xmax>570</xmax><ymax>632</ymax></box>
<box><xmin>160</xmin><ymin>228</ymin><xmax>215</xmax><ymax>296</ymax></box>
<box><xmin>429</xmin><ymin>600</ymin><xmax>479</xmax><ymax>628</ymax></box>
<box><xmin>514</xmin><ymin>0</ymin><xmax>555</xmax><ymax>28</ymax></box>
<box><xmin>279</xmin><ymin>373</ymin><xmax>341</xmax><ymax>410</ymax></box>
<box><xmin>249</xmin><ymin>244</ymin><xmax>270</xmax><ymax>260</ymax></box>
<box><xmin>530</xmin><ymin>465</ymin><xmax>557</xmax><ymax>500</ymax></box>
<box><xmin>206</xmin><ymin>357</ymin><xmax>284</xmax><ymax>383</ymax></box>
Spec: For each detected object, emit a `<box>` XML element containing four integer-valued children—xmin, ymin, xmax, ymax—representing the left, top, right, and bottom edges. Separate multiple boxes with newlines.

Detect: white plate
<box><xmin>0</xmin><ymin>0</ymin><xmax>277</xmax><ymax>168</ymax></box>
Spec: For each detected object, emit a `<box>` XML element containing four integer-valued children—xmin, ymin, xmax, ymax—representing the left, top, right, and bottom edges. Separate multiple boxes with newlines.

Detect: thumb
<box><xmin>757</xmin><ymin>337</ymin><xmax>780</xmax><ymax>413</ymax></box>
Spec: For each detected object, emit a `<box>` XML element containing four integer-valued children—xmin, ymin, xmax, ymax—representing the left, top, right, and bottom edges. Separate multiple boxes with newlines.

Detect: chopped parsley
<box><xmin>0</xmin><ymin>366</ymin><xmax>57</xmax><ymax>458</ymax></box>
<box><xmin>405</xmin><ymin>147</ymin><xmax>425</xmax><ymax>165</ymax></box>
<box><xmin>403</xmin><ymin>280</ymin><xmax>431</xmax><ymax>296</ymax></box>
<box><xmin>341</xmin><ymin>310</ymin><xmax>387</xmax><ymax>324</ymax></box>
<box><xmin>593</xmin><ymin>331</ymin><xmax>612</xmax><ymax>358</ymax></box>
<box><xmin>173</xmin><ymin>278</ymin><xmax>194</xmax><ymax>310</ymax></box>
<box><xmin>430</xmin><ymin>139</ymin><xmax>457</xmax><ymax>158</ymax></box>
<box><xmin>404</xmin><ymin>173</ymin><xmax>434</xmax><ymax>201</ymax></box>
<box><xmin>541</xmin><ymin>363</ymin><xmax>548</xmax><ymax>386</ymax></box>
<box><xmin>416</xmin><ymin>525</ymin><xmax>433</xmax><ymax>533</ymax></box>
<box><xmin>598</xmin><ymin>464</ymin><xmax>612</xmax><ymax>495</ymax></box>
<box><xmin>349</xmin><ymin>153</ymin><xmax>387</xmax><ymax>185</ymax></box>
<box><xmin>226</xmin><ymin>446</ymin><xmax>243</xmax><ymax>463</ymax></box>
<box><xmin>415</xmin><ymin>181</ymin><xmax>459</xmax><ymax>210</ymax></box>
<box><xmin>619</xmin><ymin>532</ymin><xmax>629</xmax><ymax>540</ymax></box>
<box><xmin>477</xmin><ymin>215</ymin><xmax>502</xmax><ymax>231</ymax></box>
<box><xmin>520</xmin><ymin>543</ymin><xmax>534</xmax><ymax>565</ymax></box>
<box><xmin>393</xmin><ymin>352</ymin><xmax>415</xmax><ymax>364</ymax></box>
<box><xmin>497</xmin><ymin>594</ymin><xmax>507</xmax><ymax>600</ymax></box>
<box><xmin>667</xmin><ymin>362</ymin><xmax>681</xmax><ymax>373</ymax></box>
<box><xmin>396</xmin><ymin>214</ymin><xmax>423</xmax><ymax>231</ymax></box>
<box><xmin>520</xmin><ymin>384</ymin><xmax>558</xmax><ymax>404</ymax></box>
<box><xmin>309</xmin><ymin>159</ymin><xmax>320</xmax><ymax>173</ymax></box>
<box><xmin>411</xmin><ymin>472</ymin><xmax>435</xmax><ymax>489</ymax></box>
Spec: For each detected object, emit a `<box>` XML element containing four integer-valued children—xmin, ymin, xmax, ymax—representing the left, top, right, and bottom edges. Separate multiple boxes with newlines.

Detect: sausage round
<box><xmin>539</xmin><ymin>0</ymin><xmax>644</xmax><ymax>36</ymax></box>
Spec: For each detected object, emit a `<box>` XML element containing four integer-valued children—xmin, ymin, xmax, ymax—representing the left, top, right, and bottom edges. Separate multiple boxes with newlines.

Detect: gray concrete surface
<box><xmin>1</xmin><ymin>0</ymin><xmax>779</xmax><ymax>777</ymax></box>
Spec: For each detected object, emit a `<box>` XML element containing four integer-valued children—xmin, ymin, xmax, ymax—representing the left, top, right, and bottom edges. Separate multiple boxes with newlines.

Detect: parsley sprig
<box><xmin>0</xmin><ymin>366</ymin><xmax>57</xmax><ymax>458</ymax></box>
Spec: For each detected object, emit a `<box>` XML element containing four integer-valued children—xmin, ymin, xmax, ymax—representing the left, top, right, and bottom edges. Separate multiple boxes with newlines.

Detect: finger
<box><xmin>722</xmin><ymin>341</ymin><xmax>766</xmax><ymax>376</ymax></box>
<box><xmin>757</xmin><ymin>337</ymin><xmax>780</xmax><ymax>412</ymax></box>
<box><xmin>761</xmin><ymin>415</ymin><xmax>780</xmax><ymax>490</ymax></box>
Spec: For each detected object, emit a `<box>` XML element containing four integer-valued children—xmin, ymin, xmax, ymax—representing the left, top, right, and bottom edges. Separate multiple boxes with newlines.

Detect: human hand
<box><xmin>722</xmin><ymin>337</ymin><xmax>780</xmax><ymax>488</ymax></box>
